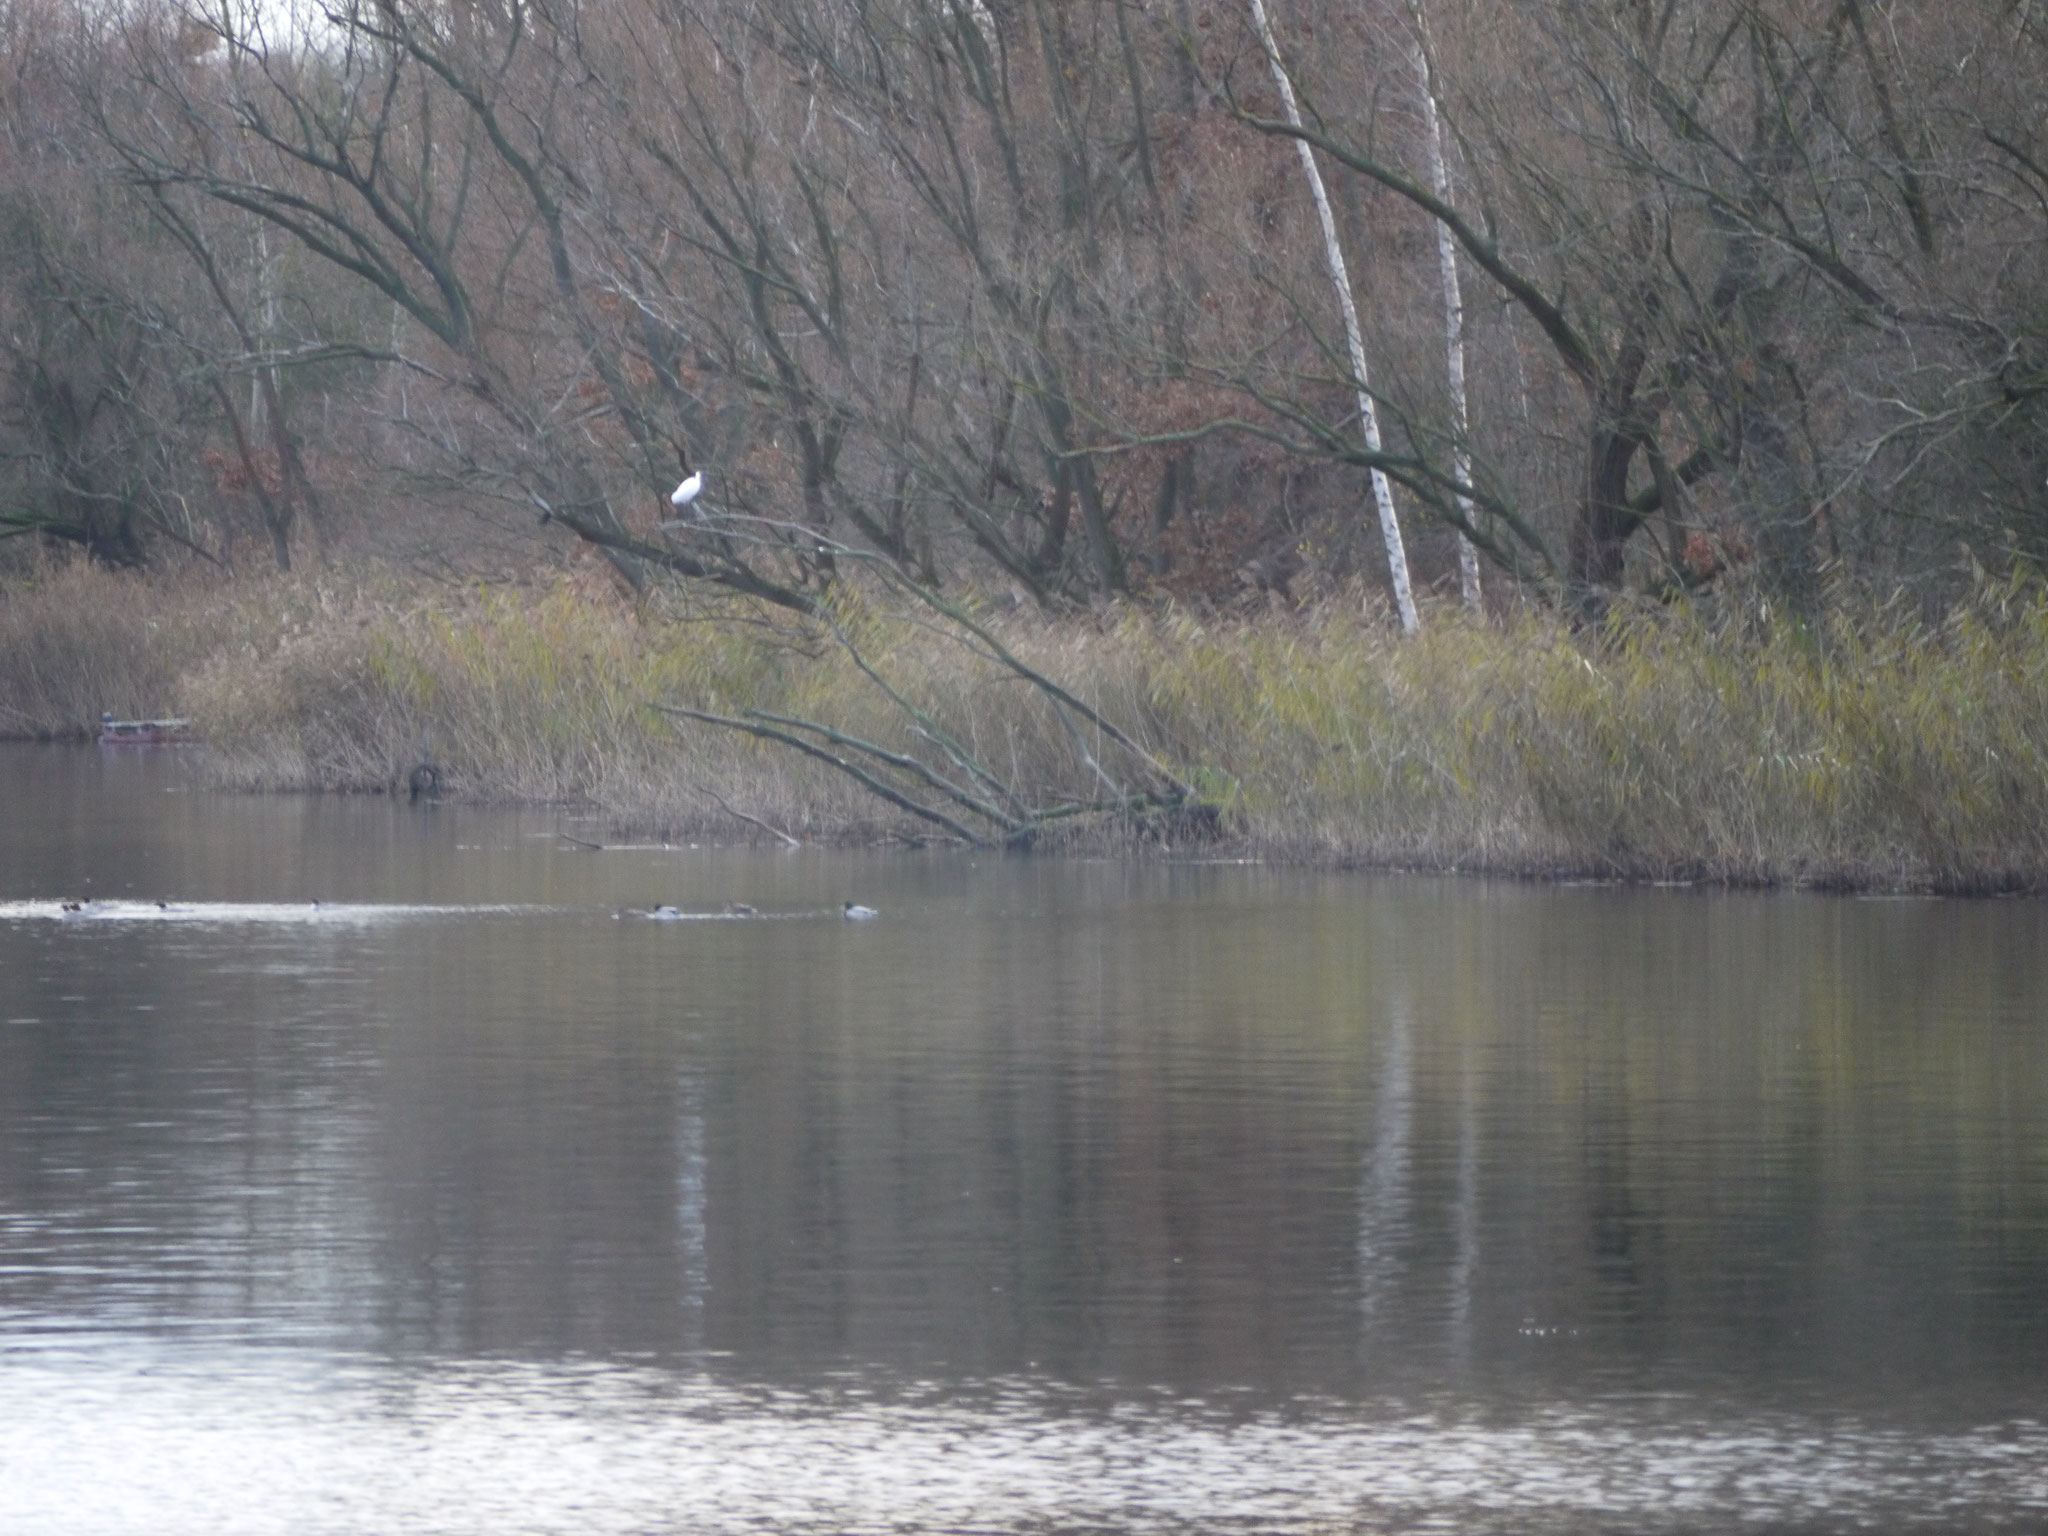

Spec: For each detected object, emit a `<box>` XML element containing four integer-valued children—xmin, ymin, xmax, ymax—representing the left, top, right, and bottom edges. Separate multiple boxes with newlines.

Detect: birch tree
<box><xmin>1246</xmin><ymin>0</ymin><xmax>1419</xmax><ymax>633</ymax></box>
<box><xmin>1411</xmin><ymin>26</ymin><xmax>1479</xmax><ymax>611</ymax></box>
<box><xmin>1238</xmin><ymin>0</ymin><xmax>2042</xmax><ymax>610</ymax></box>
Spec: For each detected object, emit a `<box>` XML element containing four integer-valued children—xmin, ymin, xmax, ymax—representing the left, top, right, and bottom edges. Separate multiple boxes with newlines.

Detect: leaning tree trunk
<box><xmin>1247</xmin><ymin>0</ymin><xmax>1419</xmax><ymax>634</ymax></box>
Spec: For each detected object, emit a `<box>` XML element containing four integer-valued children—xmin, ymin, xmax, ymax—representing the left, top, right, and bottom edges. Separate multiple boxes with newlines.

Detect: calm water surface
<box><xmin>1</xmin><ymin>743</ymin><xmax>2045</xmax><ymax>1533</ymax></box>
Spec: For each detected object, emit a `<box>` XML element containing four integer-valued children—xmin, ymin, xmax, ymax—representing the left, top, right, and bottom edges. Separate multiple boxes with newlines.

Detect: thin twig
<box><xmin>696</xmin><ymin>784</ymin><xmax>802</xmax><ymax>846</ymax></box>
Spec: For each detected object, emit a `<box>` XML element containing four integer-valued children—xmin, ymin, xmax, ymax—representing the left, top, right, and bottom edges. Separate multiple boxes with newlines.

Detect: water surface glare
<box><xmin>2</xmin><ymin>744</ymin><xmax>2046</xmax><ymax>1533</ymax></box>
<box><xmin>6</xmin><ymin>1346</ymin><xmax>2046</xmax><ymax>1535</ymax></box>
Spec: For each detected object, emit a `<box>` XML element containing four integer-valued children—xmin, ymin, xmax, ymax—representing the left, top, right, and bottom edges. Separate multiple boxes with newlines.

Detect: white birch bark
<box><xmin>1246</xmin><ymin>0</ymin><xmax>1419</xmax><ymax>633</ymax></box>
<box><xmin>250</xmin><ymin>225</ymin><xmax>280</xmax><ymax>430</ymax></box>
<box><xmin>1414</xmin><ymin>38</ymin><xmax>1482</xmax><ymax>611</ymax></box>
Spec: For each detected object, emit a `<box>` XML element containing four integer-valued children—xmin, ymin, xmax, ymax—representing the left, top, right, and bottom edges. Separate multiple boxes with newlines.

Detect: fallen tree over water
<box><xmin>654</xmin><ymin>526</ymin><xmax>1200</xmax><ymax>851</ymax></box>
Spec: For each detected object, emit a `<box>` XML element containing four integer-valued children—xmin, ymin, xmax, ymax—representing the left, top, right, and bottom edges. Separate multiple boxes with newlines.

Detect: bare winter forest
<box><xmin>2</xmin><ymin>0</ymin><xmax>2042</xmax><ymax>609</ymax></box>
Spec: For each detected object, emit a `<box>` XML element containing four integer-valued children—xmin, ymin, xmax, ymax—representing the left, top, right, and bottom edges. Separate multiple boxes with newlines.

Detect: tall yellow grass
<box><xmin>5</xmin><ymin>563</ymin><xmax>2045</xmax><ymax>889</ymax></box>
<box><xmin>1132</xmin><ymin>588</ymin><xmax>2048</xmax><ymax>887</ymax></box>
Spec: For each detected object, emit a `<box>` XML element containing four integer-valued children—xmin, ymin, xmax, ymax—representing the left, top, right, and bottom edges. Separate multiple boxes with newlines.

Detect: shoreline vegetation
<box><xmin>4</xmin><ymin>0</ymin><xmax>2042</xmax><ymax>905</ymax></box>
<box><xmin>4</xmin><ymin>561</ymin><xmax>2046</xmax><ymax>895</ymax></box>
<box><xmin>4</xmin><ymin>0</ymin><xmax>2045</xmax><ymax>904</ymax></box>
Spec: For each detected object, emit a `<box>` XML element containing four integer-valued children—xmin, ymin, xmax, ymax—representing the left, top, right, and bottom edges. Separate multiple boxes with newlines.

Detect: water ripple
<box><xmin>0</xmin><ymin>1347</ymin><xmax>2041</xmax><ymax>1535</ymax></box>
<box><xmin>0</xmin><ymin>900</ymin><xmax>556</xmax><ymax>926</ymax></box>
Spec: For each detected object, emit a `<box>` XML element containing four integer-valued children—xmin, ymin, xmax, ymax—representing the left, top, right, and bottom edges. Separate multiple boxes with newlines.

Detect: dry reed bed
<box><xmin>0</xmin><ymin>563</ymin><xmax>214</xmax><ymax>738</ymax></box>
<box><xmin>4</xmin><ymin>565</ymin><xmax>2045</xmax><ymax>890</ymax></box>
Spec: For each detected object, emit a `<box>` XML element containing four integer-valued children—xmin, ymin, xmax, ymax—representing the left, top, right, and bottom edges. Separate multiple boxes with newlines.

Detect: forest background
<box><xmin>1</xmin><ymin>0</ymin><xmax>2045</xmax><ymax>889</ymax></box>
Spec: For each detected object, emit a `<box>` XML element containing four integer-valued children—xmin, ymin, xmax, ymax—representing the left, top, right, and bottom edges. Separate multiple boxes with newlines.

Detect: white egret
<box><xmin>670</xmin><ymin>444</ymin><xmax>703</xmax><ymax>509</ymax></box>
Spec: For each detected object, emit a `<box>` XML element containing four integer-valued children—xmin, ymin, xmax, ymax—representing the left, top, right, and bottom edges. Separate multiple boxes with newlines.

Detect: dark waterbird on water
<box><xmin>408</xmin><ymin>728</ymin><xmax>441</xmax><ymax>802</ymax></box>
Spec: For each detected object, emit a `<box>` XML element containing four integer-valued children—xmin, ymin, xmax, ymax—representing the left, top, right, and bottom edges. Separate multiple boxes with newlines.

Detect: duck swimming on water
<box><xmin>842</xmin><ymin>901</ymin><xmax>879</xmax><ymax>920</ymax></box>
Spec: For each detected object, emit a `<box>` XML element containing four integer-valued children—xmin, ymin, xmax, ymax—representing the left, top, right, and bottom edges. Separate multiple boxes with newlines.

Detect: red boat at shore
<box><xmin>98</xmin><ymin>714</ymin><xmax>193</xmax><ymax>746</ymax></box>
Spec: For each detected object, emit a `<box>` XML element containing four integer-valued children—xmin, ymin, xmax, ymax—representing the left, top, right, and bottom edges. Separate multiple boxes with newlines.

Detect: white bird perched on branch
<box><xmin>670</xmin><ymin>444</ymin><xmax>703</xmax><ymax>510</ymax></box>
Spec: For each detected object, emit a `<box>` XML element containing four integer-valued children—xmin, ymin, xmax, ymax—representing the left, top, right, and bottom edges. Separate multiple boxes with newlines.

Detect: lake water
<box><xmin>1</xmin><ymin>742</ymin><xmax>2045</xmax><ymax>1533</ymax></box>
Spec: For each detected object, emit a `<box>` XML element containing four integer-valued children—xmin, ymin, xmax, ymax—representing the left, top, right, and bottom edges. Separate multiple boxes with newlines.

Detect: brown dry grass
<box><xmin>7</xmin><ymin>561</ymin><xmax>2047</xmax><ymax>890</ymax></box>
<box><xmin>0</xmin><ymin>561</ymin><xmax>225</xmax><ymax>737</ymax></box>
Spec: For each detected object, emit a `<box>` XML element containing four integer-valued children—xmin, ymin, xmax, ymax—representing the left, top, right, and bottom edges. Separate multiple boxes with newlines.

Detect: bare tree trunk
<box><xmin>1413</xmin><ymin>32</ymin><xmax>1480</xmax><ymax>612</ymax></box>
<box><xmin>1247</xmin><ymin>0</ymin><xmax>1419</xmax><ymax>633</ymax></box>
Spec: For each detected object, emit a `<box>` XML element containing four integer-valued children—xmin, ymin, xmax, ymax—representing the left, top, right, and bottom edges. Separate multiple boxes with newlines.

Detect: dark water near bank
<box><xmin>2</xmin><ymin>743</ymin><xmax>2045</xmax><ymax>1533</ymax></box>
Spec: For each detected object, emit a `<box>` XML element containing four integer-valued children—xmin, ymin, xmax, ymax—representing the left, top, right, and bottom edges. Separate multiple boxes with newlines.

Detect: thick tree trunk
<box><xmin>1569</xmin><ymin>429</ymin><xmax>1644</xmax><ymax>602</ymax></box>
